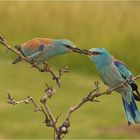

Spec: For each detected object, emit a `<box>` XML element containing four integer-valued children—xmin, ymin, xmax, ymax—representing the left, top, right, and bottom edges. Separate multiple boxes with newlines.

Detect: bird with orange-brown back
<box><xmin>13</xmin><ymin>38</ymin><xmax>82</xmax><ymax>66</ymax></box>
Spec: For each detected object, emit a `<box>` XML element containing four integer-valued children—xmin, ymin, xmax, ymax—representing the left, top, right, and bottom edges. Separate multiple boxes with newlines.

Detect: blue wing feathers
<box><xmin>114</xmin><ymin>60</ymin><xmax>132</xmax><ymax>79</ymax></box>
<box><xmin>38</xmin><ymin>44</ymin><xmax>45</xmax><ymax>51</ymax></box>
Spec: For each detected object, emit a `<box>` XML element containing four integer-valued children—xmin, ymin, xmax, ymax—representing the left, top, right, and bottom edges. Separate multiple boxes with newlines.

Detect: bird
<box><xmin>88</xmin><ymin>48</ymin><xmax>140</xmax><ymax>125</ymax></box>
<box><xmin>12</xmin><ymin>38</ymin><xmax>82</xmax><ymax>65</ymax></box>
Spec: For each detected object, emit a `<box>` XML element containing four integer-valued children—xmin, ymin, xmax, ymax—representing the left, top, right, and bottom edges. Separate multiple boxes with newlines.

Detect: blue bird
<box><xmin>12</xmin><ymin>38</ymin><xmax>81</xmax><ymax>65</ymax></box>
<box><xmin>89</xmin><ymin>48</ymin><xmax>140</xmax><ymax>125</ymax></box>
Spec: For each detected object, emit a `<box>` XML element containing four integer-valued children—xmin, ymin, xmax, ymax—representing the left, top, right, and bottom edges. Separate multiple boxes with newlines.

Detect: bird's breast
<box><xmin>99</xmin><ymin>64</ymin><xmax>124</xmax><ymax>88</ymax></box>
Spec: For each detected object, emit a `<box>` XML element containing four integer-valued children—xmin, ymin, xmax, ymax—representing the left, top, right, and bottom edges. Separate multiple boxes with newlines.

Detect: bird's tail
<box><xmin>122</xmin><ymin>96</ymin><xmax>140</xmax><ymax>125</ymax></box>
<box><xmin>12</xmin><ymin>57</ymin><xmax>22</xmax><ymax>64</ymax></box>
<box><xmin>12</xmin><ymin>45</ymin><xmax>23</xmax><ymax>64</ymax></box>
<box><xmin>15</xmin><ymin>45</ymin><xmax>21</xmax><ymax>51</ymax></box>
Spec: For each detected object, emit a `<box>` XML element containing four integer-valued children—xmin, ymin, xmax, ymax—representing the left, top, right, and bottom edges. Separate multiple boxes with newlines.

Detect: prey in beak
<box><xmin>64</xmin><ymin>44</ymin><xmax>91</xmax><ymax>55</ymax></box>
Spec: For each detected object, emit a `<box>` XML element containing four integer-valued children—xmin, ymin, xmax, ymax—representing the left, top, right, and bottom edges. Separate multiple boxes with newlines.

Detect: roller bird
<box><xmin>13</xmin><ymin>38</ymin><xmax>82</xmax><ymax>65</ymax></box>
<box><xmin>88</xmin><ymin>48</ymin><xmax>140</xmax><ymax>125</ymax></box>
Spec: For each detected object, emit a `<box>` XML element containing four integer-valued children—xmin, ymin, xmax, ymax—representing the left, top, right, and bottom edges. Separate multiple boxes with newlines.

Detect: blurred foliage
<box><xmin>0</xmin><ymin>1</ymin><xmax>140</xmax><ymax>139</ymax></box>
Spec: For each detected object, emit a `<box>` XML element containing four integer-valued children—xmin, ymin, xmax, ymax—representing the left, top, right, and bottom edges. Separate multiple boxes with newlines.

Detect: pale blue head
<box><xmin>54</xmin><ymin>39</ymin><xmax>76</xmax><ymax>54</ymax></box>
<box><xmin>89</xmin><ymin>48</ymin><xmax>112</xmax><ymax>68</ymax></box>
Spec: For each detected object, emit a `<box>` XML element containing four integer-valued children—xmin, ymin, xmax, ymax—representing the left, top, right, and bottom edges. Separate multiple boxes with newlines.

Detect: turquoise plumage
<box><xmin>13</xmin><ymin>38</ymin><xmax>77</xmax><ymax>65</ymax></box>
<box><xmin>113</xmin><ymin>58</ymin><xmax>140</xmax><ymax>101</ymax></box>
<box><xmin>89</xmin><ymin>48</ymin><xmax>140</xmax><ymax>125</ymax></box>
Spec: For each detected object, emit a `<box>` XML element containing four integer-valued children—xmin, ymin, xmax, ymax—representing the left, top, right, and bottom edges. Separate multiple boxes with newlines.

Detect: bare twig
<box><xmin>7</xmin><ymin>93</ymin><xmax>41</xmax><ymax>112</ymax></box>
<box><xmin>7</xmin><ymin>92</ymin><xmax>53</xmax><ymax>128</ymax></box>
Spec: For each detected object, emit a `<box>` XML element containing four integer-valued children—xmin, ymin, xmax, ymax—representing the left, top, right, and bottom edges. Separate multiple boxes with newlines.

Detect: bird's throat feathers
<box><xmin>90</xmin><ymin>52</ymin><xmax>113</xmax><ymax>72</ymax></box>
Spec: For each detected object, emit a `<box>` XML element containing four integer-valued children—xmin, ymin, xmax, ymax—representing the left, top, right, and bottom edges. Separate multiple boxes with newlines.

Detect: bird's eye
<box><xmin>90</xmin><ymin>51</ymin><xmax>102</xmax><ymax>55</ymax></box>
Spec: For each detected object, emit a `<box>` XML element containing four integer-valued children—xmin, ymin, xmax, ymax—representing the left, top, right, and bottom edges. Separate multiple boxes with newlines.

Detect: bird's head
<box><xmin>89</xmin><ymin>48</ymin><xmax>112</xmax><ymax>65</ymax></box>
<box><xmin>55</xmin><ymin>39</ymin><xmax>88</xmax><ymax>54</ymax></box>
<box><xmin>54</xmin><ymin>39</ymin><xmax>84</xmax><ymax>54</ymax></box>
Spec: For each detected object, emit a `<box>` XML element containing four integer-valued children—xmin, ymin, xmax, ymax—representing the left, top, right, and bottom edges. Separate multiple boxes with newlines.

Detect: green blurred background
<box><xmin>0</xmin><ymin>1</ymin><xmax>140</xmax><ymax>139</ymax></box>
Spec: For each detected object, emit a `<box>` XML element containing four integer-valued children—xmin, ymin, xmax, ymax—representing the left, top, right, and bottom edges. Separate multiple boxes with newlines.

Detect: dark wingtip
<box><xmin>133</xmin><ymin>93</ymin><xmax>140</xmax><ymax>102</ymax></box>
<box><xmin>15</xmin><ymin>45</ymin><xmax>21</xmax><ymax>51</ymax></box>
<box><xmin>128</xmin><ymin>121</ymin><xmax>131</xmax><ymax>126</ymax></box>
<box><xmin>12</xmin><ymin>57</ymin><xmax>22</xmax><ymax>64</ymax></box>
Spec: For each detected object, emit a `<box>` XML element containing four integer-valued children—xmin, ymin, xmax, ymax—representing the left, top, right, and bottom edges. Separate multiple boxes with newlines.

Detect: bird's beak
<box><xmin>72</xmin><ymin>48</ymin><xmax>92</xmax><ymax>55</ymax></box>
<box><xmin>64</xmin><ymin>44</ymin><xmax>87</xmax><ymax>54</ymax></box>
<box><xmin>64</xmin><ymin>45</ymin><xmax>91</xmax><ymax>55</ymax></box>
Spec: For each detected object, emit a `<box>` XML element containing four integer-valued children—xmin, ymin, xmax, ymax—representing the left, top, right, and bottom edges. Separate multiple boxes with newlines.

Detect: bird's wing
<box><xmin>21</xmin><ymin>38</ymin><xmax>51</xmax><ymax>56</ymax></box>
<box><xmin>113</xmin><ymin>58</ymin><xmax>140</xmax><ymax>101</ymax></box>
<box><xmin>113</xmin><ymin>59</ymin><xmax>132</xmax><ymax>79</ymax></box>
